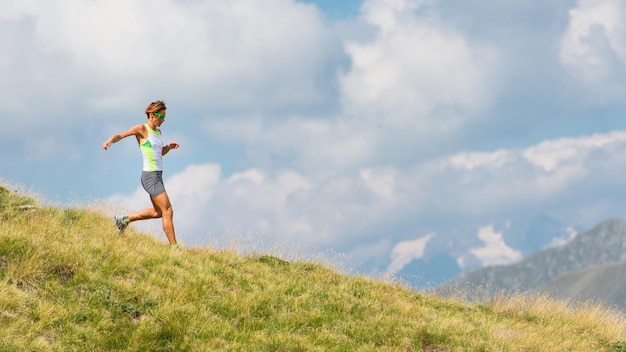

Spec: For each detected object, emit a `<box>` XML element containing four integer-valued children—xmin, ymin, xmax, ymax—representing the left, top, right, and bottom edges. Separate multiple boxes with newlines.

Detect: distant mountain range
<box><xmin>441</xmin><ymin>218</ymin><xmax>626</xmax><ymax>311</ymax></box>
<box><xmin>393</xmin><ymin>214</ymin><xmax>576</xmax><ymax>288</ymax></box>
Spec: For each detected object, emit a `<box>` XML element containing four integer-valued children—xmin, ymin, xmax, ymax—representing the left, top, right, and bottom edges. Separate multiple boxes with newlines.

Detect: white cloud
<box><xmin>387</xmin><ymin>233</ymin><xmax>435</xmax><ymax>275</ymax></box>
<box><xmin>340</xmin><ymin>0</ymin><xmax>499</xmax><ymax>126</ymax></box>
<box><xmin>470</xmin><ymin>225</ymin><xmax>522</xmax><ymax>267</ymax></box>
<box><xmin>0</xmin><ymin>0</ymin><xmax>339</xmax><ymax>120</ymax></box>
<box><xmin>560</xmin><ymin>0</ymin><xmax>626</xmax><ymax>103</ymax></box>
<box><xmin>445</xmin><ymin>150</ymin><xmax>511</xmax><ymax>171</ymax></box>
<box><xmin>347</xmin><ymin>238</ymin><xmax>393</xmax><ymax>268</ymax></box>
<box><xmin>522</xmin><ymin>131</ymin><xmax>626</xmax><ymax>172</ymax></box>
<box><xmin>0</xmin><ymin>0</ymin><xmax>347</xmax><ymax>167</ymax></box>
<box><xmin>546</xmin><ymin>226</ymin><xmax>578</xmax><ymax>248</ymax></box>
<box><xmin>360</xmin><ymin>167</ymin><xmax>396</xmax><ymax>200</ymax></box>
<box><xmin>435</xmin><ymin>131</ymin><xmax>626</xmax><ymax>204</ymax></box>
<box><xmin>199</xmin><ymin>0</ymin><xmax>504</xmax><ymax>173</ymax></box>
<box><xmin>166</xmin><ymin>163</ymin><xmax>223</xmax><ymax>219</ymax></box>
<box><xmin>206</xmin><ymin>117</ymin><xmax>378</xmax><ymax>171</ymax></box>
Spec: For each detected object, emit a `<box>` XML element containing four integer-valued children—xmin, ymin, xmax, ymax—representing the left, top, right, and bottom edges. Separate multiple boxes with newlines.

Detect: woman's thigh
<box><xmin>151</xmin><ymin>192</ymin><xmax>172</xmax><ymax>214</ymax></box>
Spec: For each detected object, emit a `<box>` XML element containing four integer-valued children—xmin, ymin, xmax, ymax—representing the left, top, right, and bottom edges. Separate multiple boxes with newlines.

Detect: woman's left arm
<box><xmin>162</xmin><ymin>142</ymin><xmax>180</xmax><ymax>156</ymax></box>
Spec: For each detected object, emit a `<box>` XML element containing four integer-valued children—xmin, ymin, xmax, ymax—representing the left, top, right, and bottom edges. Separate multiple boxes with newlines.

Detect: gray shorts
<box><xmin>141</xmin><ymin>171</ymin><xmax>166</xmax><ymax>198</ymax></box>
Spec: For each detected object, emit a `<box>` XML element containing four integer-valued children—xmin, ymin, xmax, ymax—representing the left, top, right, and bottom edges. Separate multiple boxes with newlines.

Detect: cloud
<box><xmin>560</xmin><ymin>0</ymin><xmax>626</xmax><ymax>103</ymax></box>
<box><xmin>200</xmin><ymin>0</ymin><xmax>504</xmax><ymax>173</ymax></box>
<box><xmin>433</xmin><ymin>131</ymin><xmax>626</xmax><ymax>214</ymax></box>
<box><xmin>387</xmin><ymin>233</ymin><xmax>435</xmax><ymax>275</ymax></box>
<box><xmin>204</xmin><ymin>117</ymin><xmax>379</xmax><ymax>171</ymax></box>
<box><xmin>0</xmin><ymin>0</ymin><xmax>346</xmax><ymax>170</ymax></box>
<box><xmin>469</xmin><ymin>225</ymin><xmax>522</xmax><ymax>267</ymax></box>
<box><xmin>340</xmin><ymin>0</ymin><xmax>499</xmax><ymax>126</ymax></box>
<box><xmin>0</xmin><ymin>0</ymin><xmax>341</xmax><ymax>122</ymax></box>
<box><xmin>545</xmin><ymin>226</ymin><xmax>578</xmax><ymax>248</ymax></box>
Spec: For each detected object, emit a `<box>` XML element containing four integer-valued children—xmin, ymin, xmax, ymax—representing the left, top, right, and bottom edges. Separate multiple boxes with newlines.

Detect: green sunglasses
<box><xmin>153</xmin><ymin>112</ymin><xmax>166</xmax><ymax>120</ymax></box>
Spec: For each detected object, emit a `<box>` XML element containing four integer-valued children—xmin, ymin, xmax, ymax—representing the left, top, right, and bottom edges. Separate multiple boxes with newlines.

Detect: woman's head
<box><xmin>145</xmin><ymin>100</ymin><xmax>167</xmax><ymax>118</ymax></box>
<box><xmin>145</xmin><ymin>100</ymin><xmax>167</xmax><ymax>126</ymax></box>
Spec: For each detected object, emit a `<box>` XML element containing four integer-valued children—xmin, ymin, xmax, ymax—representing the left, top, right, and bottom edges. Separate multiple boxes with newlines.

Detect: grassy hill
<box><xmin>1</xmin><ymin>185</ymin><xmax>626</xmax><ymax>351</ymax></box>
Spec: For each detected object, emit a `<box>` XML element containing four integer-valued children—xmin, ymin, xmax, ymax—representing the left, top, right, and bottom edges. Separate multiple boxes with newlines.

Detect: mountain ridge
<box><xmin>539</xmin><ymin>260</ymin><xmax>626</xmax><ymax>309</ymax></box>
<box><xmin>395</xmin><ymin>214</ymin><xmax>576</xmax><ymax>288</ymax></box>
<box><xmin>442</xmin><ymin>217</ymin><xmax>626</xmax><ymax>308</ymax></box>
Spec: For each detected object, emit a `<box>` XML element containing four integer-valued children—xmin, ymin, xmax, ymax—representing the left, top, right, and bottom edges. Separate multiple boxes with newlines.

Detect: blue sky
<box><xmin>300</xmin><ymin>0</ymin><xmax>363</xmax><ymax>18</ymax></box>
<box><xmin>2</xmin><ymin>0</ymin><xmax>626</xmax><ymax>277</ymax></box>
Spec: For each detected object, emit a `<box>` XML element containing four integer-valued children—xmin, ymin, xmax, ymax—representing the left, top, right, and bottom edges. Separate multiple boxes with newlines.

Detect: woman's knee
<box><xmin>152</xmin><ymin>193</ymin><xmax>173</xmax><ymax>218</ymax></box>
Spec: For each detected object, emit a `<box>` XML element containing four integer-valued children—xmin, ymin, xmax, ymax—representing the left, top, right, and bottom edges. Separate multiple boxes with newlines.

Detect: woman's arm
<box><xmin>102</xmin><ymin>124</ymin><xmax>145</xmax><ymax>150</ymax></box>
<box><xmin>162</xmin><ymin>142</ymin><xmax>180</xmax><ymax>156</ymax></box>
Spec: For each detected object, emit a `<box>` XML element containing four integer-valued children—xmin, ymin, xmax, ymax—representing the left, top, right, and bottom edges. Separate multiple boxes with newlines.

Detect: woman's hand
<box><xmin>102</xmin><ymin>139</ymin><xmax>113</xmax><ymax>150</ymax></box>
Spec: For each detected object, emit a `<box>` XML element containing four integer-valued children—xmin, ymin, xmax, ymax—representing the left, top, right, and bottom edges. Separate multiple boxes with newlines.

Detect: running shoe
<box><xmin>114</xmin><ymin>215</ymin><xmax>129</xmax><ymax>235</ymax></box>
<box><xmin>170</xmin><ymin>243</ymin><xmax>183</xmax><ymax>252</ymax></box>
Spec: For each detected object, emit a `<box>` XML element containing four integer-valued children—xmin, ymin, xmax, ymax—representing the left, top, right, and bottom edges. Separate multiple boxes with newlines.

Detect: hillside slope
<box><xmin>539</xmin><ymin>261</ymin><xmax>626</xmax><ymax>310</ymax></box>
<box><xmin>1</xmin><ymin>185</ymin><xmax>626</xmax><ymax>351</ymax></box>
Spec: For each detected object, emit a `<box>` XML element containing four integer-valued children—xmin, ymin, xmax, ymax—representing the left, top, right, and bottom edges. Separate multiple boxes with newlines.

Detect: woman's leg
<box><xmin>128</xmin><ymin>200</ymin><xmax>161</xmax><ymax>221</ymax></box>
<box><xmin>150</xmin><ymin>191</ymin><xmax>177</xmax><ymax>245</ymax></box>
<box><xmin>124</xmin><ymin>191</ymin><xmax>177</xmax><ymax>245</ymax></box>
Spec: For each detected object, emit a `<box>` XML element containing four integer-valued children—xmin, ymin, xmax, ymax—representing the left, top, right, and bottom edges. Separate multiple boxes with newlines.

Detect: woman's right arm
<box><xmin>102</xmin><ymin>124</ymin><xmax>145</xmax><ymax>150</ymax></box>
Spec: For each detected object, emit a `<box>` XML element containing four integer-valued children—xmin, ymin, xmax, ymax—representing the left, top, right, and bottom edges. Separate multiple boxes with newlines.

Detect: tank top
<box><xmin>140</xmin><ymin>124</ymin><xmax>164</xmax><ymax>172</ymax></box>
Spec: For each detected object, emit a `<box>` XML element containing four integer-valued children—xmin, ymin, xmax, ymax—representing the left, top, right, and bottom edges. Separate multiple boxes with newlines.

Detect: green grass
<box><xmin>1</xmin><ymin>184</ymin><xmax>625</xmax><ymax>351</ymax></box>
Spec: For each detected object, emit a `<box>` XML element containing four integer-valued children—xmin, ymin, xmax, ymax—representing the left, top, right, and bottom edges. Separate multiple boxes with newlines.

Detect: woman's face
<box><xmin>151</xmin><ymin>110</ymin><xmax>166</xmax><ymax>126</ymax></box>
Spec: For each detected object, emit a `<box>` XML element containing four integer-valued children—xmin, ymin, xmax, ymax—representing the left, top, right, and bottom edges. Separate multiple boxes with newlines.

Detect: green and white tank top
<box><xmin>140</xmin><ymin>124</ymin><xmax>164</xmax><ymax>171</ymax></box>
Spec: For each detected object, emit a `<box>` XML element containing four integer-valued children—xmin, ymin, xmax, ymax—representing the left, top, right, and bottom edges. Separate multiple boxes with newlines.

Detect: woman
<box><xmin>102</xmin><ymin>100</ymin><xmax>181</xmax><ymax>250</ymax></box>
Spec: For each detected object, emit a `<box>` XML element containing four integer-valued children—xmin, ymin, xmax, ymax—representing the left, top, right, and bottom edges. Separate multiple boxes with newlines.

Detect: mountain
<box><xmin>397</xmin><ymin>253</ymin><xmax>463</xmax><ymax>288</ymax></box>
<box><xmin>497</xmin><ymin>213</ymin><xmax>573</xmax><ymax>254</ymax></box>
<box><xmin>441</xmin><ymin>218</ymin><xmax>626</xmax><ymax>308</ymax></box>
<box><xmin>393</xmin><ymin>214</ymin><xmax>575</xmax><ymax>288</ymax></box>
<box><xmin>539</xmin><ymin>261</ymin><xmax>626</xmax><ymax>310</ymax></box>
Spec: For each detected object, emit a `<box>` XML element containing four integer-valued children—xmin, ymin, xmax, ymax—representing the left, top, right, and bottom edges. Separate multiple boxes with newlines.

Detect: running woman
<box><xmin>102</xmin><ymin>100</ymin><xmax>181</xmax><ymax>250</ymax></box>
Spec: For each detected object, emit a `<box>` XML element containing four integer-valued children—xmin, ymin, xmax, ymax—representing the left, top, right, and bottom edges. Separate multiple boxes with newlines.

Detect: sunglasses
<box><xmin>153</xmin><ymin>112</ymin><xmax>166</xmax><ymax>120</ymax></box>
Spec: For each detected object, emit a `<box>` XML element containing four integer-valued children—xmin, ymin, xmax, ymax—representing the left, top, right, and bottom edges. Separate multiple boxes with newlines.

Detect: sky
<box><xmin>2</xmin><ymin>0</ymin><xmax>626</xmax><ymax>277</ymax></box>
